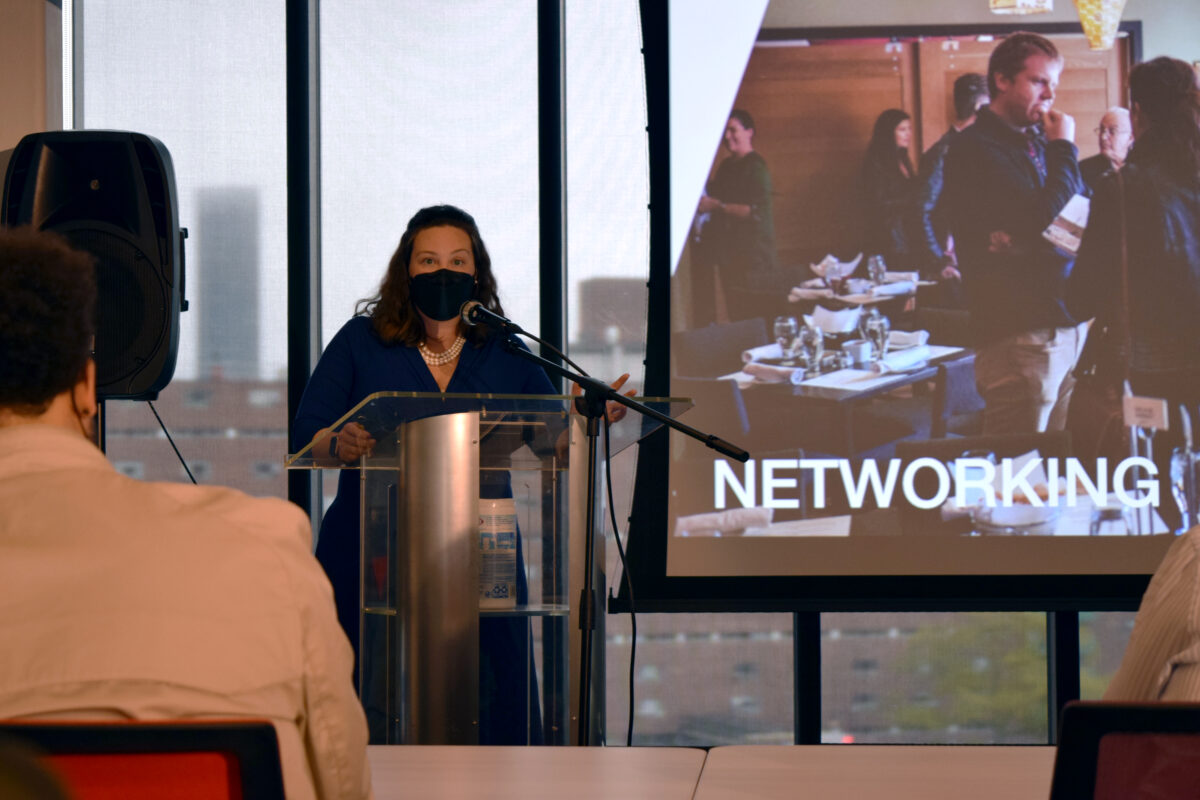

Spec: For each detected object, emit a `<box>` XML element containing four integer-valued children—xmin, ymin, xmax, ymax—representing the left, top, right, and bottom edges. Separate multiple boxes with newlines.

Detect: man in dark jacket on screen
<box><xmin>917</xmin><ymin>72</ymin><xmax>989</xmax><ymax>275</ymax></box>
<box><xmin>916</xmin><ymin>72</ymin><xmax>989</xmax><ymax>308</ymax></box>
<box><xmin>943</xmin><ymin>32</ymin><xmax>1087</xmax><ymax>434</ymax></box>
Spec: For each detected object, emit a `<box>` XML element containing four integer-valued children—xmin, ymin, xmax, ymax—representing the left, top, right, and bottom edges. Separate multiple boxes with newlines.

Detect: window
<box><xmin>248</xmin><ymin>389</ymin><xmax>282</xmax><ymax>408</ymax></box>
<box><xmin>113</xmin><ymin>461</ymin><xmax>144</xmax><ymax>480</ymax></box>
<box><xmin>188</xmin><ymin>461</ymin><xmax>213</xmax><ymax>483</ymax></box>
<box><xmin>852</xmin><ymin>659</ymin><xmax>880</xmax><ymax>674</ymax></box>
<box><xmin>80</xmin><ymin>1</ymin><xmax>288</xmax><ymax>501</ymax></box>
<box><xmin>824</xmin><ymin>612</ymin><xmax>1048</xmax><ymax>744</ymax></box>
<box><xmin>1080</xmin><ymin>611</ymin><xmax>1137</xmax><ymax>699</ymax></box>
<box><xmin>607</xmin><ymin>613</ymin><xmax>794</xmax><ymax>746</ymax></box>
<box><xmin>318</xmin><ymin>1</ymin><xmax>540</xmax><ymax>348</ymax></box>
<box><xmin>566</xmin><ymin>0</ymin><xmax>649</xmax><ymax>391</ymax></box>
<box><xmin>183</xmin><ymin>389</ymin><xmax>212</xmax><ymax>409</ymax></box>
<box><xmin>253</xmin><ymin>461</ymin><xmax>282</xmax><ymax>479</ymax></box>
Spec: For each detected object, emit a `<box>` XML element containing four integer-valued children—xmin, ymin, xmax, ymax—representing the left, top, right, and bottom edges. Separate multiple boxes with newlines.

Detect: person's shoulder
<box><xmin>919</xmin><ymin>132</ymin><xmax>954</xmax><ymax>172</ymax></box>
<box><xmin>149</xmin><ymin>481</ymin><xmax>311</xmax><ymax>547</ymax></box>
<box><xmin>477</xmin><ymin>333</ymin><xmax>555</xmax><ymax>383</ymax></box>
<box><xmin>1123</xmin><ymin>159</ymin><xmax>1183</xmax><ymax>193</ymax></box>
<box><xmin>1096</xmin><ymin>162</ymin><xmax>1168</xmax><ymax>205</ymax></box>
<box><xmin>1150</xmin><ymin>526</ymin><xmax>1200</xmax><ymax>578</ymax></box>
<box><xmin>1135</xmin><ymin>527</ymin><xmax>1200</xmax><ymax>602</ymax></box>
<box><xmin>952</xmin><ymin>121</ymin><xmax>993</xmax><ymax>151</ymax></box>
<box><xmin>1175</xmin><ymin>525</ymin><xmax>1200</xmax><ymax>552</ymax></box>
<box><xmin>336</xmin><ymin>314</ymin><xmax>376</xmax><ymax>340</ymax></box>
<box><xmin>957</xmin><ymin>110</ymin><xmax>1013</xmax><ymax>150</ymax></box>
<box><xmin>943</xmin><ymin>125</ymin><xmax>986</xmax><ymax>174</ymax></box>
<box><xmin>1084</xmin><ymin>169</ymin><xmax>1122</xmax><ymax>209</ymax></box>
<box><xmin>481</xmin><ymin>331</ymin><xmax>532</xmax><ymax>359</ymax></box>
<box><xmin>331</xmin><ymin>314</ymin><xmax>395</xmax><ymax>352</ymax></box>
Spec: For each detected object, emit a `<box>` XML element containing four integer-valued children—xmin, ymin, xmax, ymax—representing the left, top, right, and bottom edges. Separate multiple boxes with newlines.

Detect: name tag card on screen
<box><xmin>1124</xmin><ymin>395</ymin><xmax>1168</xmax><ymax>430</ymax></box>
<box><xmin>1042</xmin><ymin>193</ymin><xmax>1090</xmax><ymax>257</ymax></box>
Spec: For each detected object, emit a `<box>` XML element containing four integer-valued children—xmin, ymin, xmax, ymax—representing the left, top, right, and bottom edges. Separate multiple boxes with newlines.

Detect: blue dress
<box><xmin>293</xmin><ymin>315</ymin><xmax>557</xmax><ymax>743</ymax></box>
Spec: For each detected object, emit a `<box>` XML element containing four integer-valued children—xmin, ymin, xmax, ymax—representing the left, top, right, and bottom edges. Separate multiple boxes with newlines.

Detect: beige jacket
<box><xmin>1105</xmin><ymin>527</ymin><xmax>1200</xmax><ymax>702</ymax></box>
<box><xmin>0</xmin><ymin>424</ymin><xmax>371</xmax><ymax>800</ymax></box>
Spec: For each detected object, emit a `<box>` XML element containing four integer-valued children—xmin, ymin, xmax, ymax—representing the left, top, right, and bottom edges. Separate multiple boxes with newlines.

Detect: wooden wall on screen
<box><xmin>716</xmin><ymin>33</ymin><xmax>1129</xmax><ymax>276</ymax></box>
<box><xmin>727</xmin><ymin>41</ymin><xmax>917</xmax><ymax>272</ymax></box>
<box><xmin>919</xmin><ymin>35</ymin><xmax>1130</xmax><ymax>163</ymax></box>
<box><xmin>1055</xmin><ymin>36</ymin><xmax>1131</xmax><ymax>160</ymax></box>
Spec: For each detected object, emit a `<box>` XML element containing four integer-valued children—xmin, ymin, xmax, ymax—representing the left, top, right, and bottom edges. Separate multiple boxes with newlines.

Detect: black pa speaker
<box><xmin>1</xmin><ymin>130</ymin><xmax>187</xmax><ymax>400</ymax></box>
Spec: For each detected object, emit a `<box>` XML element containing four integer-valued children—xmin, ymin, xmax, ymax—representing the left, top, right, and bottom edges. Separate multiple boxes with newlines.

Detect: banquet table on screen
<box><xmin>723</xmin><ymin>345</ymin><xmax>969</xmax><ymax>457</ymax></box>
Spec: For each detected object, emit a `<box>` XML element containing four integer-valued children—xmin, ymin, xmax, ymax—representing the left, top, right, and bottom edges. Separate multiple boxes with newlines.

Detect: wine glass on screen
<box><xmin>1170</xmin><ymin>446</ymin><xmax>1200</xmax><ymax>533</ymax></box>
<box><xmin>773</xmin><ymin>316</ymin><xmax>800</xmax><ymax>363</ymax></box>
<box><xmin>863</xmin><ymin>309</ymin><xmax>891</xmax><ymax>361</ymax></box>
<box><xmin>958</xmin><ymin>449</ymin><xmax>997</xmax><ymax>533</ymax></box>
<box><xmin>798</xmin><ymin>322</ymin><xmax>824</xmax><ymax>370</ymax></box>
<box><xmin>867</xmin><ymin>254</ymin><xmax>887</xmax><ymax>285</ymax></box>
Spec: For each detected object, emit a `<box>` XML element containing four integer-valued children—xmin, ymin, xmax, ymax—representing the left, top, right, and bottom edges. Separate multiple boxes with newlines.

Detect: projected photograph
<box><xmin>663</xmin><ymin>6</ymin><xmax>1185</xmax><ymax>578</ymax></box>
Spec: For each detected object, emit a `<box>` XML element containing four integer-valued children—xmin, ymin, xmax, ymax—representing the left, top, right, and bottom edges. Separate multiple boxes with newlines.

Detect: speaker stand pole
<box><xmin>94</xmin><ymin>399</ymin><xmax>106</xmax><ymax>453</ymax></box>
<box><xmin>498</xmin><ymin>339</ymin><xmax>749</xmax><ymax>744</ymax></box>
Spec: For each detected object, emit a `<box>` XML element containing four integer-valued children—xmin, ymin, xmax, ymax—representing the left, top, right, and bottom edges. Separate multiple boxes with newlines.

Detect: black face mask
<box><xmin>409</xmin><ymin>269</ymin><xmax>475</xmax><ymax>321</ymax></box>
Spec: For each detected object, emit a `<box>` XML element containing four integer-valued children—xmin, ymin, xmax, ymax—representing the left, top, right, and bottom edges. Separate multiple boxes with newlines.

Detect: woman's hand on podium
<box><xmin>570</xmin><ymin>373</ymin><xmax>635</xmax><ymax>424</ymax></box>
<box><xmin>332</xmin><ymin>421</ymin><xmax>376</xmax><ymax>463</ymax></box>
<box><xmin>556</xmin><ymin>374</ymin><xmax>635</xmax><ymax>461</ymax></box>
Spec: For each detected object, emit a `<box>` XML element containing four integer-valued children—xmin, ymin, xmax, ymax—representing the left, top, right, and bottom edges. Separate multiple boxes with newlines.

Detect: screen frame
<box><xmin>619</xmin><ymin>4</ymin><xmax>1150</xmax><ymax>613</ymax></box>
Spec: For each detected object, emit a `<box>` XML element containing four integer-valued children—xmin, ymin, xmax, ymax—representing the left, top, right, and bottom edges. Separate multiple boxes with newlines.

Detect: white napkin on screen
<box><xmin>809</xmin><ymin>252</ymin><xmax>862</xmax><ymax>280</ymax></box>
<box><xmin>869</xmin><ymin>280</ymin><xmax>916</xmax><ymax>297</ymax></box>
<box><xmin>888</xmin><ymin>329</ymin><xmax>929</xmax><ymax>349</ymax></box>
<box><xmin>789</xmin><ymin>286</ymin><xmax>834</xmax><ymax>302</ymax></box>
<box><xmin>742</xmin><ymin>343</ymin><xmax>783</xmax><ymax>363</ymax></box>
<box><xmin>743</xmin><ymin>361</ymin><xmax>805</xmax><ymax>384</ymax></box>
<box><xmin>808</xmin><ymin>305</ymin><xmax>861</xmax><ymax>334</ymax></box>
<box><xmin>870</xmin><ymin>345</ymin><xmax>931</xmax><ymax>373</ymax></box>
<box><xmin>674</xmin><ymin>507</ymin><xmax>775</xmax><ymax>536</ymax></box>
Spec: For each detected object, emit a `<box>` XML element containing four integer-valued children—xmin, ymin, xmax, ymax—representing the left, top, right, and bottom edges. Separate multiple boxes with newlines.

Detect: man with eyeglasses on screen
<box><xmin>0</xmin><ymin>227</ymin><xmax>372</xmax><ymax>800</ymax></box>
<box><xmin>1079</xmin><ymin>107</ymin><xmax>1133</xmax><ymax>195</ymax></box>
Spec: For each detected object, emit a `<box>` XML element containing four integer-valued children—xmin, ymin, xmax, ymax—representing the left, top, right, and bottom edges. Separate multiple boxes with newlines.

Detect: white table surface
<box><xmin>367</xmin><ymin>745</ymin><xmax>706</xmax><ymax>799</ymax></box>
<box><xmin>692</xmin><ymin>744</ymin><xmax>1058</xmax><ymax>800</ymax></box>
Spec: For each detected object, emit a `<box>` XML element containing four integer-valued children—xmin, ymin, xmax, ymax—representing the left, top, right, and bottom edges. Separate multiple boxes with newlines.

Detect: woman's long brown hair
<box><xmin>356</xmin><ymin>205</ymin><xmax>505</xmax><ymax>346</ymax></box>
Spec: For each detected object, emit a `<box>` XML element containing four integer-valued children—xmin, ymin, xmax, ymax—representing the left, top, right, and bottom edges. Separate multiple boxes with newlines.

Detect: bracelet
<box><xmin>329</xmin><ymin>435</ymin><xmax>338</xmax><ymax>459</ymax></box>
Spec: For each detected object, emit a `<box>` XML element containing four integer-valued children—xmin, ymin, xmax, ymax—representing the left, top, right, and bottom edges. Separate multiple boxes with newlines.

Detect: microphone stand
<box><xmin>499</xmin><ymin>337</ymin><xmax>747</xmax><ymax>746</ymax></box>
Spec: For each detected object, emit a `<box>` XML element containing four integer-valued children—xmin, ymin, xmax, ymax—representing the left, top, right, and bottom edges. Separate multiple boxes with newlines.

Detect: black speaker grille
<box><xmin>4</xmin><ymin>131</ymin><xmax>182</xmax><ymax>400</ymax></box>
<box><xmin>65</xmin><ymin>228</ymin><xmax>167</xmax><ymax>392</ymax></box>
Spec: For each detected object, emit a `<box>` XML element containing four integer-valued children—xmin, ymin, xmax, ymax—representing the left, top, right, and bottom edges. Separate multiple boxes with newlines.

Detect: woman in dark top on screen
<box><xmin>293</xmin><ymin>205</ymin><xmax>556</xmax><ymax>743</ymax></box>
<box><xmin>1068</xmin><ymin>57</ymin><xmax>1200</xmax><ymax>532</ymax></box>
<box><xmin>693</xmin><ymin>108</ymin><xmax>779</xmax><ymax>325</ymax></box>
<box><xmin>860</xmin><ymin>108</ymin><xmax>918</xmax><ymax>266</ymax></box>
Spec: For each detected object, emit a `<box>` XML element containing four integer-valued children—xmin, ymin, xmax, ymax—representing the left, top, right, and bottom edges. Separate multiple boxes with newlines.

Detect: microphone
<box><xmin>460</xmin><ymin>300</ymin><xmax>523</xmax><ymax>334</ymax></box>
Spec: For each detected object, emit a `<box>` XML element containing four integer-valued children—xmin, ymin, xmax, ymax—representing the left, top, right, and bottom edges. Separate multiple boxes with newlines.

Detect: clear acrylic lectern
<box><xmin>287</xmin><ymin>391</ymin><xmax>682</xmax><ymax>746</ymax></box>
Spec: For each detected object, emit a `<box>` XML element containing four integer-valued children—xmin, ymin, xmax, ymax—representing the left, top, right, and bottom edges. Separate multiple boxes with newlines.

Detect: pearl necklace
<box><xmin>418</xmin><ymin>335</ymin><xmax>466</xmax><ymax>366</ymax></box>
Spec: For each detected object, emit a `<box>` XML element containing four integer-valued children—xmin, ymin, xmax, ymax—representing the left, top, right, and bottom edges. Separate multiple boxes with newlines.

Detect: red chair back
<box><xmin>0</xmin><ymin>720</ymin><xmax>286</xmax><ymax>800</ymax></box>
<box><xmin>1050</xmin><ymin>701</ymin><xmax>1200</xmax><ymax>800</ymax></box>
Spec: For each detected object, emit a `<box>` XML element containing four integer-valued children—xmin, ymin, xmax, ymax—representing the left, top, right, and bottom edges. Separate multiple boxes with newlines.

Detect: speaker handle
<box><xmin>179</xmin><ymin>227</ymin><xmax>189</xmax><ymax>312</ymax></box>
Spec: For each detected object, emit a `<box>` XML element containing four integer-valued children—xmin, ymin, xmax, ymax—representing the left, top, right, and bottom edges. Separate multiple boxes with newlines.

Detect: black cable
<box><xmin>603</xmin><ymin>413</ymin><xmax>637</xmax><ymax>747</ymax></box>
<box><xmin>147</xmin><ymin>400</ymin><xmax>197</xmax><ymax>485</ymax></box>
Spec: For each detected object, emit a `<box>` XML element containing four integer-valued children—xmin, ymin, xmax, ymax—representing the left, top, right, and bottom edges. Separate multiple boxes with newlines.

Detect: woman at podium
<box><xmin>293</xmin><ymin>205</ymin><xmax>557</xmax><ymax>744</ymax></box>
